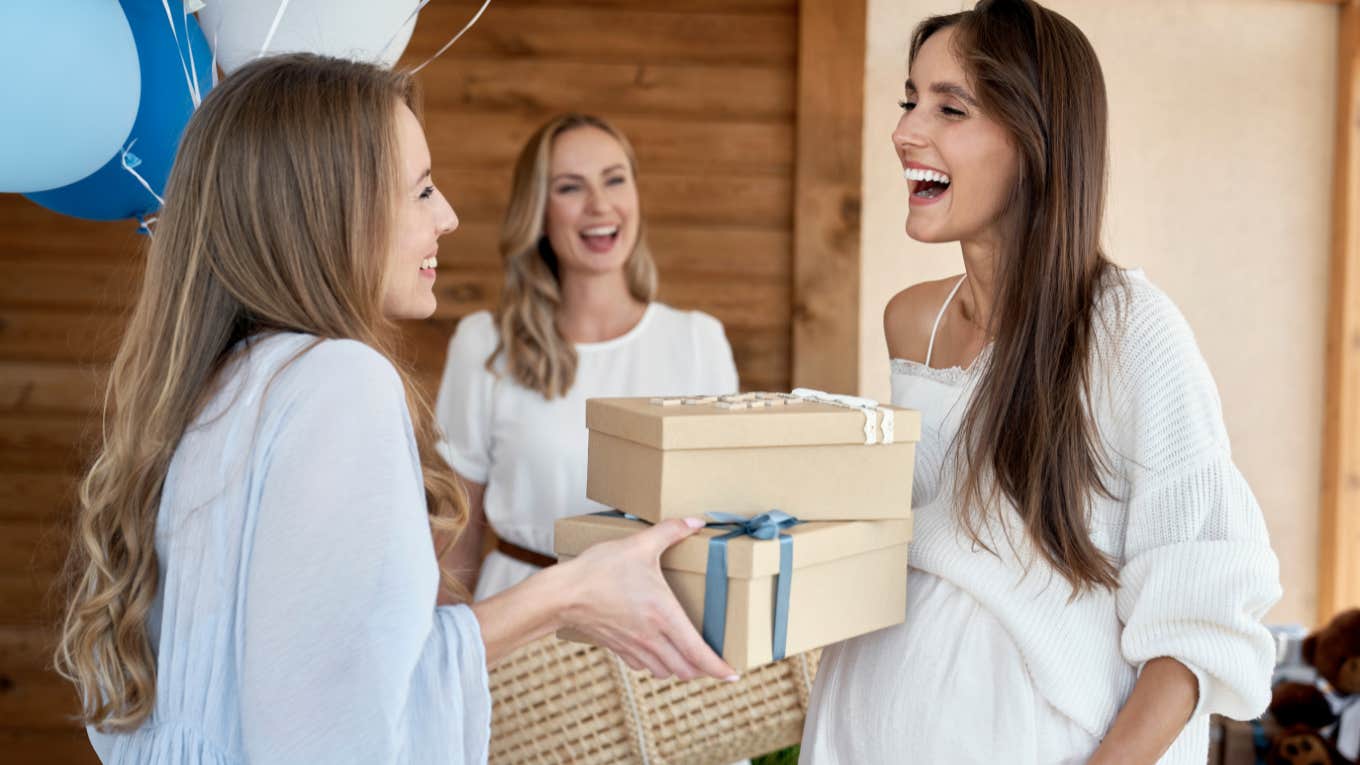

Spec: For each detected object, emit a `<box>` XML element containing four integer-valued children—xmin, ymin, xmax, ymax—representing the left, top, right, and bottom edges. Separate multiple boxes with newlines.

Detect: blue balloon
<box><xmin>26</xmin><ymin>0</ymin><xmax>214</xmax><ymax>223</ymax></box>
<box><xmin>0</xmin><ymin>1</ymin><xmax>141</xmax><ymax>194</ymax></box>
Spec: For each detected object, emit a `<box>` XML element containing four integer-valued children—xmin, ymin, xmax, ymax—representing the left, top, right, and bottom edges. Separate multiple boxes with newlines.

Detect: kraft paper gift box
<box><xmin>554</xmin><ymin>511</ymin><xmax>913</xmax><ymax>672</ymax></box>
<box><xmin>585</xmin><ymin>390</ymin><xmax>922</xmax><ymax>524</ymax></box>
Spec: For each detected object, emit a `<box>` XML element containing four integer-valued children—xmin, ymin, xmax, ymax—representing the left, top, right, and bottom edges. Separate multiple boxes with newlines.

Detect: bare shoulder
<box><xmin>883</xmin><ymin>276</ymin><xmax>963</xmax><ymax>363</ymax></box>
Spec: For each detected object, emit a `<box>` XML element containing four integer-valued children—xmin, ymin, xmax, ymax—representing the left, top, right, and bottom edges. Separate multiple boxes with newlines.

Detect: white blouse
<box><xmin>435</xmin><ymin>303</ymin><xmax>739</xmax><ymax>597</ymax></box>
<box><xmin>89</xmin><ymin>333</ymin><xmax>491</xmax><ymax>764</ymax></box>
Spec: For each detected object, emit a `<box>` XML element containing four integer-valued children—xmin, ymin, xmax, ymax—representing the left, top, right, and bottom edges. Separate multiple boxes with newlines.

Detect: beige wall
<box><xmin>859</xmin><ymin>0</ymin><xmax>1338</xmax><ymax>625</ymax></box>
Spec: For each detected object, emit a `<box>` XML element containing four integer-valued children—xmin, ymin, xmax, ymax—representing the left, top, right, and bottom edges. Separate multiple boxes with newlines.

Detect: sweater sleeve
<box><xmin>1109</xmin><ymin>285</ymin><xmax>1282</xmax><ymax>722</ymax></box>
<box><xmin>240</xmin><ymin>340</ymin><xmax>490</xmax><ymax>764</ymax></box>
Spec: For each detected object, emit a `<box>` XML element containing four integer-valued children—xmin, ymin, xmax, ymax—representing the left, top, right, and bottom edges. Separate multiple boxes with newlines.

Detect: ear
<box><xmin>1302</xmin><ymin>634</ymin><xmax>1317</xmax><ymax>666</ymax></box>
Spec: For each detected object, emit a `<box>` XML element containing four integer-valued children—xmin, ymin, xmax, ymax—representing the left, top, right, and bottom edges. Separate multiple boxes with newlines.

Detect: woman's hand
<box><xmin>469</xmin><ymin>517</ymin><xmax>737</xmax><ymax>682</ymax></box>
<box><xmin>556</xmin><ymin>516</ymin><xmax>738</xmax><ymax>681</ymax></box>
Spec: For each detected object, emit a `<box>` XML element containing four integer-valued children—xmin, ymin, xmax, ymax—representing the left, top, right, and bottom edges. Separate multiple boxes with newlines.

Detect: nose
<box><xmin>891</xmin><ymin>112</ymin><xmax>928</xmax><ymax>157</ymax></box>
<box><xmin>585</xmin><ymin>185</ymin><xmax>609</xmax><ymax>215</ymax></box>
<box><xmin>436</xmin><ymin>194</ymin><xmax>458</xmax><ymax>237</ymax></box>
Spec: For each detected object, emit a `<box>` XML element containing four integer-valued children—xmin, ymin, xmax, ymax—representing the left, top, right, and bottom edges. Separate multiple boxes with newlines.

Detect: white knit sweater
<box><xmin>905</xmin><ymin>272</ymin><xmax>1282</xmax><ymax>748</ymax></box>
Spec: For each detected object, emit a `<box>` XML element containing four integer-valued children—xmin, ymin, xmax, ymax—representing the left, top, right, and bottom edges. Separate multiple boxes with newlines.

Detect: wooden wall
<box><xmin>402</xmin><ymin>0</ymin><xmax>797</xmax><ymax>397</ymax></box>
<box><xmin>0</xmin><ymin>1</ymin><xmax>799</xmax><ymax>760</ymax></box>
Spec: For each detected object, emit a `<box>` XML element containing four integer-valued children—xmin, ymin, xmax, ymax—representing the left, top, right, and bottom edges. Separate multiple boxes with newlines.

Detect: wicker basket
<box><xmin>488</xmin><ymin>635</ymin><xmax>821</xmax><ymax>764</ymax></box>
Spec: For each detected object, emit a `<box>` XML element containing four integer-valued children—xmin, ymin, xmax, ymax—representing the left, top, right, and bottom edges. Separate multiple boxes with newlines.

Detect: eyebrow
<box><xmin>550</xmin><ymin>164</ymin><xmax>628</xmax><ymax>183</ymax></box>
<box><xmin>412</xmin><ymin>167</ymin><xmax>431</xmax><ymax>187</ymax></box>
<box><xmin>904</xmin><ymin>79</ymin><xmax>979</xmax><ymax>108</ymax></box>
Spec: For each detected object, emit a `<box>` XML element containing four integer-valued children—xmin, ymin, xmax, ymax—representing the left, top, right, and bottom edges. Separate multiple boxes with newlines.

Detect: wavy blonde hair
<box><xmin>55</xmin><ymin>54</ymin><xmax>469</xmax><ymax>733</ymax></box>
<box><xmin>491</xmin><ymin>114</ymin><xmax>658</xmax><ymax>397</ymax></box>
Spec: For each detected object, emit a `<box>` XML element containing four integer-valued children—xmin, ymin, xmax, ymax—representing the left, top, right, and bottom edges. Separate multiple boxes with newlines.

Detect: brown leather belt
<box><xmin>495</xmin><ymin>538</ymin><xmax>556</xmax><ymax>568</ymax></box>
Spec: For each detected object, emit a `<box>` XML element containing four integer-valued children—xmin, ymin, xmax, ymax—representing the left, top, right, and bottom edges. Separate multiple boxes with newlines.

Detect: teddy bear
<box><xmin>1267</xmin><ymin>609</ymin><xmax>1360</xmax><ymax>765</ymax></box>
<box><xmin>1305</xmin><ymin>609</ymin><xmax>1360</xmax><ymax>697</ymax></box>
<box><xmin>1267</xmin><ymin>682</ymin><xmax>1347</xmax><ymax>765</ymax></box>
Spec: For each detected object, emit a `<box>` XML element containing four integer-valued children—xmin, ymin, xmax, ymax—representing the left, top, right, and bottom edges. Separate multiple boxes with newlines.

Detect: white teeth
<box><xmin>903</xmin><ymin>168</ymin><xmax>951</xmax><ymax>185</ymax></box>
<box><xmin>582</xmin><ymin>225</ymin><xmax>619</xmax><ymax>237</ymax></box>
<box><xmin>420</xmin><ymin>256</ymin><xmax>438</xmax><ymax>270</ymax></box>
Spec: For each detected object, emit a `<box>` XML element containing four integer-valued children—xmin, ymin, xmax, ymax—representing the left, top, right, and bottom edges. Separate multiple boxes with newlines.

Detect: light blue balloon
<box><xmin>25</xmin><ymin>0</ymin><xmax>214</xmax><ymax>223</ymax></box>
<box><xmin>0</xmin><ymin>1</ymin><xmax>141</xmax><ymax>193</ymax></box>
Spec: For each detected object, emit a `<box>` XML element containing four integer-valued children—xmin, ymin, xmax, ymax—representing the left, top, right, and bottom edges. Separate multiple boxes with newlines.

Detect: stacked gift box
<box><xmin>555</xmin><ymin>390</ymin><xmax>922</xmax><ymax>672</ymax></box>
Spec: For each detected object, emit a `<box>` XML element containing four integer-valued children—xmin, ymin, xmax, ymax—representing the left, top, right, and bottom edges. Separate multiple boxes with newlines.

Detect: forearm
<box><xmin>469</xmin><ymin>560</ymin><xmax>577</xmax><ymax>666</ymax></box>
<box><xmin>1088</xmin><ymin>657</ymin><xmax>1199</xmax><ymax>765</ymax></box>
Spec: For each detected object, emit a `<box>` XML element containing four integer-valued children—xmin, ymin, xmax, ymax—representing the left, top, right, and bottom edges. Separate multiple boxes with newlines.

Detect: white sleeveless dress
<box><xmin>799</xmin><ymin>277</ymin><xmax>1098</xmax><ymax>764</ymax></box>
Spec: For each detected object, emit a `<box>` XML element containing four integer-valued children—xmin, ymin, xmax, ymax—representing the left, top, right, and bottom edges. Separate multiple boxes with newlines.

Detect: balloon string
<box><xmin>409</xmin><ymin>0</ymin><xmax>493</xmax><ymax>74</ymax></box>
<box><xmin>119</xmin><ymin>141</ymin><xmax>166</xmax><ymax>209</ymax></box>
<box><xmin>378</xmin><ymin>0</ymin><xmax>432</xmax><ymax>62</ymax></box>
<box><xmin>160</xmin><ymin>0</ymin><xmax>202</xmax><ymax>106</ymax></box>
<box><xmin>257</xmin><ymin>0</ymin><xmax>293</xmax><ymax>58</ymax></box>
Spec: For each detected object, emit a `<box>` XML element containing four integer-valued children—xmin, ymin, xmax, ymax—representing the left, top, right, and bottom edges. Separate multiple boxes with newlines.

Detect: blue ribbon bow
<box><xmin>591</xmin><ymin>509</ymin><xmax>803</xmax><ymax>661</ymax></box>
<box><xmin>701</xmin><ymin>510</ymin><xmax>801</xmax><ymax>661</ymax></box>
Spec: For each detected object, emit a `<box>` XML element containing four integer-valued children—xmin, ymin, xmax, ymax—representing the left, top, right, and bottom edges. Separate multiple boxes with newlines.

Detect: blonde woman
<box><xmin>436</xmin><ymin>114</ymin><xmax>739</xmax><ymax>600</ymax></box>
<box><xmin>56</xmin><ymin>55</ymin><xmax>735</xmax><ymax>765</ymax></box>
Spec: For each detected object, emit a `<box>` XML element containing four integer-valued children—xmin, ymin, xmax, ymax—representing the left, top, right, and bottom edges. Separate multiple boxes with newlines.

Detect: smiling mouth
<box><xmin>419</xmin><ymin>255</ymin><xmax>438</xmax><ymax>271</ymax></box>
<box><xmin>904</xmin><ymin>167</ymin><xmax>952</xmax><ymax>199</ymax></box>
<box><xmin>580</xmin><ymin>224</ymin><xmax>620</xmax><ymax>253</ymax></box>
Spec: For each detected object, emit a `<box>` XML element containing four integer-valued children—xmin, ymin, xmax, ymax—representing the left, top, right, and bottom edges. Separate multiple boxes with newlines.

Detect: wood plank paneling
<box><xmin>1319</xmin><ymin>0</ymin><xmax>1360</xmax><ymax>625</ymax></box>
<box><xmin>410</xmin><ymin>4</ymin><xmax>796</xmax><ymax>67</ymax></box>
<box><xmin>429</xmin><ymin>112</ymin><xmax>794</xmax><ymax>174</ymax></box>
<box><xmin>791</xmin><ymin>0</ymin><xmax>864</xmax><ymax>393</ymax></box>
<box><xmin>0</xmin><ymin>472</ymin><xmax>76</xmax><ymax>523</ymax></box>
<box><xmin>0</xmin><ymin>363</ymin><xmax>103</xmax><ymax>414</ymax></box>
<box><xmin>421</xmin><ymin>60</ymin><xmax>795</xmax><ymax>122</ymax></box>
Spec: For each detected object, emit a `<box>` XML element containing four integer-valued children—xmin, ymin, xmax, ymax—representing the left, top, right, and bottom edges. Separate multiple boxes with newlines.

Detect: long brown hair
<box><xmin>55</xmin><ymin>54</ymin><xmax>469</xmax><ymax>732</ymax></box>
<box><xmin>913</xmin><ymin>0</ymin><xmax>1125</xmax><ymax>593</ymax></box>
<box><xmin>491</xmin><ymin>114</ymin><xmax>658</xmax><ymax>398</ymax></box>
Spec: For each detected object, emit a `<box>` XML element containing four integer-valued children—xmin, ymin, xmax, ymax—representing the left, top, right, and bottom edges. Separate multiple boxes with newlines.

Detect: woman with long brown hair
<box><xmin>56</xmin><ymin>54</ymin><xmax>734</xmax><ymax>764</ymax></box>
<box><xmin>799</xmin><ymin>2</ymin><xmax>1280</xmax><ymax>763</ymax></box>
<box><xmin>434</xmin><ymin>113</ymin><xmax>738</xmax><ymax>600</ymax></box>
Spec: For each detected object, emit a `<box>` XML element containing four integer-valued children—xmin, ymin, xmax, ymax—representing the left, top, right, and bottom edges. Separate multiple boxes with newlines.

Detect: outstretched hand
<box><xmin>558</xmin><ymin>516</ymin><xmax>737</xmax><ymax>681</ymax></box>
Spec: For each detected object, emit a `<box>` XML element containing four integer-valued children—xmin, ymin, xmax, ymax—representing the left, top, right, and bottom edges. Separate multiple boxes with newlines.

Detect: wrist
<box><xmin>535</xmin><ymin>558</ymin><xmax>581</xmax><ymax>634</ymax></box>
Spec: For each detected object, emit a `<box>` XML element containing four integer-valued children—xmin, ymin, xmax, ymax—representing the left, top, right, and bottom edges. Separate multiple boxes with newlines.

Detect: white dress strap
<box><xmin>924</xmin><ymin>275</ymin><xmax>968</xmax><ymax>368</ymax></box>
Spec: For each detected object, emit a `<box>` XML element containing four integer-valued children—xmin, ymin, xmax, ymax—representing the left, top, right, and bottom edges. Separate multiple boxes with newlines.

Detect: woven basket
<box><xmin>488</xmin><ymin>635</ymin><xmax>820</xmax><ymax>764</ymax></box>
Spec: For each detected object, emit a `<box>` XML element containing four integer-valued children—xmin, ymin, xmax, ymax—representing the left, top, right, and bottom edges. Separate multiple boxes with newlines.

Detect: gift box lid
<box><xmin>585</xmin><ymin>394</ymin><xmax>921</xmax><ymax>450</ymax></box>
<box><xmin>554</xmin><ymin>513</ymin><xmax>913</xmax><ymax>579</ymax></box>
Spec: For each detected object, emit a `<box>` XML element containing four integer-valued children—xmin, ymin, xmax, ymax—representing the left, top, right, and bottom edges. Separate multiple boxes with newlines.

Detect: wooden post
<box><xmin>792</xmin><ymin>0</ymin><xmax>865</xmax><ymax>394</ymax></box>
<box><xmin>1319</xmin><ymin>0</ymin><xmax>1360</xmax><ymax>625</ymax></box>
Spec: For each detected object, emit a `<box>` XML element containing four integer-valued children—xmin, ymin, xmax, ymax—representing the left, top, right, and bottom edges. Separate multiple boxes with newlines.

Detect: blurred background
<box><xmin>0</xmin><ymin>0</ymin><xmax>1354</xmax><ymax>761</ymax></box>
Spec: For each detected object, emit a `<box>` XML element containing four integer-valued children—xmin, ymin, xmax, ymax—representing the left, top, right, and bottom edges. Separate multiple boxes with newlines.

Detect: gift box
<box><xmin>554</xmin><ymin>510</ymin><xmax>913</xmax><ymax>672</ymax></box>
<box><xmin>585</xmin><ymin>390</ymin><xmax>921</xmax><ymax>524</ymax></box>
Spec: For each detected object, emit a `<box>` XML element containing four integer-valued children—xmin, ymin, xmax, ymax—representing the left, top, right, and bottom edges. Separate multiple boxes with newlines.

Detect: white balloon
<box><xmin>198</xmin><ymin>0</ymin><xmax>421</xmax><ymax>74</ymax></box>
<box><xmin>0</xmin><ymin>0</ymin><xmax>140</xmax><ymax>194</ymax></box>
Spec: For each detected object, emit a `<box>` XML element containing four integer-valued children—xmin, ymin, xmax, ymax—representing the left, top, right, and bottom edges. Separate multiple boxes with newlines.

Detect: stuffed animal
<box><xmin>1304</xmin><ymin>610</ymin><xmax>1360</xmax><ymax>696</ymax></box>
<box><xmin>1268</xmin><ymin>725</ymin><xmax>1347</xmax><ymax>765</ymax></box>
<box><xmin>1268</xmin><ymin>682</ymin><xmax>1346</xmax><ymax>765</ymax></box>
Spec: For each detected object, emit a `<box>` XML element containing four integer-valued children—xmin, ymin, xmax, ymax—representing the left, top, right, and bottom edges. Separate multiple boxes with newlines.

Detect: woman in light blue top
<box><xmin>54</xmin><ymin>54</ymin><xmax>735</xmax><ymax>765</ymax></box>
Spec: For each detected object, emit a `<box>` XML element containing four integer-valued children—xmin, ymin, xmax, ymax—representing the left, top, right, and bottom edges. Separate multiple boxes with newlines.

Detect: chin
<box><xmin>905</xmin><ymin>218</ymin><xmax>952</xmax><ymax>244</ymax></box>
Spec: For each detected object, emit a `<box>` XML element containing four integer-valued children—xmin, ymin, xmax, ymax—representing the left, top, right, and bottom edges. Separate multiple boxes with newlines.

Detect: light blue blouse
<box><xmin>88</xmin><ymin>333</ymin><xmax>491</xmax><ymax>764</ymax></box>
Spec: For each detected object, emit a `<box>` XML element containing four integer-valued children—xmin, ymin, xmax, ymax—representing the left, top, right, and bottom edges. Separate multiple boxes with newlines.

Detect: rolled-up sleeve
<box><xmin>241</xmin><ymin>340</ymin><xmax>490</xmax><ymax>764</ymax></box>
<box><xmin>1111</xmin><ymin>290</ymin><xmax>1282</xmax><ymax>722</ymax></box>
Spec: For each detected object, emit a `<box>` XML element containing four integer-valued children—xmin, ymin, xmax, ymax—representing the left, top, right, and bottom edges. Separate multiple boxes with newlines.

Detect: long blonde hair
<box><xmin>55</xmin><ymin>54</ymin><xmax>469</xmax><ymax>733</ymax></box>
<box><xmin>491</xmin><ymin>114</ymin><xmax>658</xmax><ymax>398</ymax></box>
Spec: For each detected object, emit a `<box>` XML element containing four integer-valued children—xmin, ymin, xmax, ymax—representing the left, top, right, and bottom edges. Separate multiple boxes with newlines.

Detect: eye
<box><xmin>418</xmin><ymin>185</ymin><xmax>435</xmax><ymax>200</ymax></box>
<box><xmin>555</xmin><ymin>184</ymin><xmax>580</xmax><ymax>194</ymax></box>
<box><xmin>898</xmin><ymin>99</ymin><xmax>916</xmax><ymax>112</ymax></box>
<box><xmin>941</xmin><ymin>106</ymin><xmax>966</xmax><ymax>117</ymax></box>
<box><xmin>605</xmin><ymin>175</ymin><xmax>627</xmax><ymax>187</ymax></box>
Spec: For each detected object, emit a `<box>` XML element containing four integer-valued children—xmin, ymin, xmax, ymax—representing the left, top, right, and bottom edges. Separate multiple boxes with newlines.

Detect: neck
<box><xmin>557</xmin><ymin>268</ymin><xmax>646</xmax><ymax>343</ymax></box>
<box><xmin>958</xmin><ymin>237</ymin><xmax>999</xmax><ymax>332</ymax></box>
